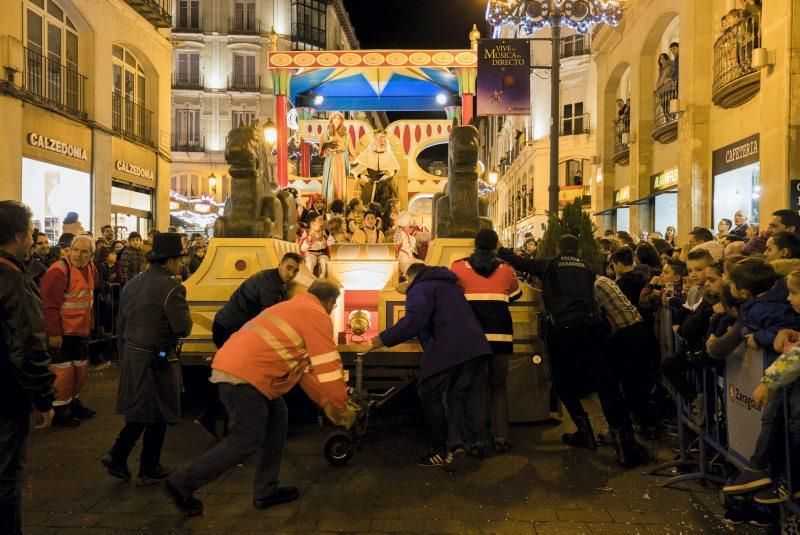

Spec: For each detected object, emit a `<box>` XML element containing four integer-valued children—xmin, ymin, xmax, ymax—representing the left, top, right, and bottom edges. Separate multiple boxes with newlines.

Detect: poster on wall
<box><xmin>477</xmin><ymin>39</ymin><xmax>531</xmax><ymax>116</ymax></box>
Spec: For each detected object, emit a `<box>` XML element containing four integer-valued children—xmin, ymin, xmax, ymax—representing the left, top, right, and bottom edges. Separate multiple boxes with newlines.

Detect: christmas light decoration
<box><xmin>486</xmin><ymin>0</ymin><xmax>622</xmax><ymax>34</ymax></box>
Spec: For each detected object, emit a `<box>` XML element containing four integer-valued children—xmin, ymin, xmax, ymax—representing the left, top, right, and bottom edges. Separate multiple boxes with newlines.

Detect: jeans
<box><xmin>110</xmin><ymin>422</ymin><xmax>168</xmax><ymax>472</ymax></box>
<box><xmin>751</xmin><ymin>380</ymin><xmax>800</xmax><ymax>484</ymax></box>
<box><xmin>418</xmin><ymin>358</ymin><xmax>486</xmax><ymax>454</ymax></box>
<box><xmin>0</xmin><ymin>410</ymin><xmax>29</xmax><ymax>535</ymax></box>
<box><xmin>199</xmin><ymin>321</ymin><xmax>238</xmax><ymax>428</ymax></box>
<box><xmin>488</xmin><ymin>355</ymin><xmax>510</xmax><ymax>439</ymax></box>
<box><xmin>168</xmin><ymin>383</ymin><xmax>288</xmax><ymax>500</ymax></box>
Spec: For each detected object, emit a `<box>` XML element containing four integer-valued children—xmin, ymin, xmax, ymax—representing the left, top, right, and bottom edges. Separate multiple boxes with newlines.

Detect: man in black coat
<box><xmin>194</xmin><ymin>252</ymin><xmax>302</xmax><ymax>439</ymax></box>
<box><xmin>0</xmin><ymin>201</ymin><xmax>55</xmax><ymax>535</ymax></box>
<box><xmin>211</xmin><ymin>253</ymin><xmax>302</xmax><ymax>347</ymax></box>
<box><xmin>102</xmin><ymin>233</ymin><xmax>193</xmax><ymax>486</ymax></box>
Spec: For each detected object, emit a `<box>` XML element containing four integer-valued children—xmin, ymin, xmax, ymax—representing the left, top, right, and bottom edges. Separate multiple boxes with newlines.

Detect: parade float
<box><xmin>180</xmin><ymin>41</ymin><xmax>555</xmax><ymax>424</ymax></box>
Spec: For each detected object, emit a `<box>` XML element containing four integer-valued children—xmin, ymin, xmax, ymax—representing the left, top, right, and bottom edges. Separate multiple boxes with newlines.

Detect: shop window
<box><xmin>22</xmin><ymin>157</ymin><xmax>91</xmax><ymax>242</ymax></box>
<box><xmin>713</xmin><ymin>163</ymin><xmax>760</xmax><ymax>229</ymax></box>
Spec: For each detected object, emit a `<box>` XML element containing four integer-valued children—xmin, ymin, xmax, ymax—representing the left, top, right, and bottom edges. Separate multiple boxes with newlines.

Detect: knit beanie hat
<box><xmin>475</xmin><ymin>229</ymin><xmax>499</xmax><ymax>251</ymax></box>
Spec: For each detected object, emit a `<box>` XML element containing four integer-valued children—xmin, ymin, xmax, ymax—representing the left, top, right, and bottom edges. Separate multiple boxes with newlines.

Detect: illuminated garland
<box><xmin>486</xmin><ymin>0</ymin><xmax>622</xmax><ymax>34</ymax></box>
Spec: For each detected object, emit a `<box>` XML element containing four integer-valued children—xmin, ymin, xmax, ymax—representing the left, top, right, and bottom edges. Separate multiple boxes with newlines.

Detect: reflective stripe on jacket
<box><xmin>41</xmin><ymin>260</ymin><xmax>97</xmax><ymax>336</ymax></box>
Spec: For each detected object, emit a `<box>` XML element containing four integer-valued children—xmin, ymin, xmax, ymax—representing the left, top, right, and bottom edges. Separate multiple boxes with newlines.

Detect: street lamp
<box><xmin>486</xmin><ymin>0</ymin><xmax>622</xmax><ymax>214</ymax></box>
<box><xmin>488</xmin><ymin>169</ymin><xmax>499</xmax><ymax>185</ymax></box>
<box><xmin>208</xmin><ymin>173</ymin><xmax>217</xmax><ymax>195</ymax></box>
<box><xmin>263</xmin><ymin>118</ymin><xmax>278</xmax><ymax>145</ymax></box>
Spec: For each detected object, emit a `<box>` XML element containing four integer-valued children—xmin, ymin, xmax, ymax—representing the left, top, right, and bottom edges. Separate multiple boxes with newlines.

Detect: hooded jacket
<box><xmin>379</xmin><ymin>266</ymin><xmax>491</xmax><ymax>380</ymax></box>
<box><xmin>740</xmin><ymin>282</ymin><xmax>800</xmax><ymax>366</ymax></box>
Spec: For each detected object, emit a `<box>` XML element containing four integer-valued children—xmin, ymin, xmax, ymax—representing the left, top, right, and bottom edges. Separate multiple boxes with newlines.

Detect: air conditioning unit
<box><xmin>669</xmin><ymin>98</ymin><xmax>681</xmax><ymax>114</ymax></box>
<box><xmin>0</xmin><ymin>36</ymin><xmax>24</xmax><ymax>80</ymax></box>
<box><xmin>752</xmin><ymin>48</ymin><xmax>775</xmax><ymax>69</ymax></box>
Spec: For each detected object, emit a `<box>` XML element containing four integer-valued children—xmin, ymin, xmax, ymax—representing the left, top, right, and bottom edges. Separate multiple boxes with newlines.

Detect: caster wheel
<box><xmin>324</xmin><ymin>433</ymin><xmax>354</xmax><ymax>466</ymax></box>
<box><xmin>718</xmin><ymin>487</ymin><xmax>735</xmax><ymax>508</ymax></box>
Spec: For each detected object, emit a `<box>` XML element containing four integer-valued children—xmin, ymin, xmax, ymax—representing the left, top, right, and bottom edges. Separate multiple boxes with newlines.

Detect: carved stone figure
<box><xmin>214</xmin><ymin>122</ymin><xmax>297</xmax><ymax>241</ymax></box>
<box><xmin>433</xmin><ymin>124</ymin><xmax>493</xmax><ymax>238</ymax></box>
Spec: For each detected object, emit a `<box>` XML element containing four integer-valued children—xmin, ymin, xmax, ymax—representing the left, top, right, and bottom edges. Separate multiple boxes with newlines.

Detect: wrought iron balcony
<box><xmin>123</xmin><ymin>0</ymin><xmax>172</xmax><ymax>28</ymax></box>
<box><xmin>227</xmin><ymin>74</ymin><xmax>260</xmax><ymax>92</ymax></box>
<box><xmin>613</xmin><ymin>116</ymin><xmax>630</xmax><ymax>166</ymax></box>
<box><xmin>112</xmin><ymin>92</ymin><xmax>153</xmax><ymax>146</ymax></box>
<box><xmin>23</xmin><ymin>47</ymin><xmax>87</xmax><ymax>120</ymax></box>
<box><xmin>560</xmin><ymin>113</ymin><xmax>590</xmax><ymax>136</ymax></box>
<box><xmin>172</xmin><ymin>72</ymin><xmax>203</xmax><ymax>90</ymax></box>
<box><xmin>171</xmin><ymin>133</ymin><xmax>204</xmax><ymax>152</ymax></box>
<box><xmin>228</xmin><ymin>17</ymin><xmax>260</xmax><ymax>35</ymax></box>
<box><xmin>712</xmin><ymin>15</ymin><xmax>761</xmax><ymax>108</ymax></box>
<box><xmin>173</xmin><ymin>17</ymin><xmax>202</xmax><ymax>33</ymax></box>
<box><xmin>652</xmin><ymin>81</ymin><xmax>678</xmax><ymax>144</ymax></box>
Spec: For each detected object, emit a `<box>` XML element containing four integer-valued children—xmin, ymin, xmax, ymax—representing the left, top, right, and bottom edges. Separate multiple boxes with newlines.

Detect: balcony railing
<box><xmin>227</xmin><ymin>74</ymin><xmax>260</xmax><ymax>92</ymax></box>
<box><xmin>291</xmin><ymin>23</ymin><xmax>326</xmax><ymax>49</ymax></box>
<box><xmin>112</xmin><ymin>92</ymin><xmax>153</xmax><ymax>146</ymax></box>
<box><xmin>123</xmin><ymin>0</ymin><xmax>172</xmax><ymax>28</ymax></box>
<box><xmin>228</xmin><ymin>17</ymin><xmax>260</xmax><ymax>35</ymax></box>
<box><xmin>559</xmin><ymin>185</ymin><xmax>591</xmax><ymax>207</ymax></box>
<box><xmin>23</xmin><ymin>47</ymin><xmax>87</xmax><ymax>119</ymax></box>
<box><xmin>172</xmin><ymin>72</ymin><xmax>203</xmax><ymax>90</ymax></box>
<box><xmin>653</xmin><ymin>81</ymin><xmax>678</xmax><ymax>144</ymax></box>
<box><xmin>712</xmin><ymin>15</ymin><xmax>761</xmax><ymax>108</ymax></box>
<box><xmin>560</xmin><ymin>34</ymin><xmax>590</xmax><ymax>59</ymax></box>
<box><xmin>613</xmin><ymin>116</ymin><xmax>630</xmax><ymax>166</ymax></box>
<box><xmin>560</xmin><ymin>113</ymin><xmax>590</xmax><ymax>136</ymax></box>
<box><xmin>171</xmin><ymin>133</ymin><xmax>204</xmax><ymax>152</ymax></box>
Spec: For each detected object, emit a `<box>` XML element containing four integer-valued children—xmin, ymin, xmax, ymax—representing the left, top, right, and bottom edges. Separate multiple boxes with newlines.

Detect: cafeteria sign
<box><xmin>477</xmin><ymin>39</ymin><xmax>531</xmax><ymax>116</ymax></box>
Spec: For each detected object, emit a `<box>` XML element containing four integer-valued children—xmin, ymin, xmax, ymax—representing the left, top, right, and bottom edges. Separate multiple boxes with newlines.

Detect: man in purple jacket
<box><xmin>370</xmin><ymin>262</ymin><xmax>491</xmax><ymax>469</ymax></box>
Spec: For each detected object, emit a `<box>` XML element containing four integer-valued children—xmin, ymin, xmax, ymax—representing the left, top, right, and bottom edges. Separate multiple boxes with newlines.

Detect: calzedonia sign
<box><xmin>27</xmin><ymin>132</ymin><xmax>88</xmax><ymax>161</ymax></box>
<box><xmin>115</xmin><ymin>160</ymin><xmax>154</xmax><ymax>180</ymax></box>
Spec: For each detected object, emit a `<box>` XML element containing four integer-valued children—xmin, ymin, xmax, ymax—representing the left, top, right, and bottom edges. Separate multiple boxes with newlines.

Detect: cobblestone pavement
<box><xmin>21</xmin><ymin>364</ymin><xmax>764</xmax><ymax>534</ymax></box>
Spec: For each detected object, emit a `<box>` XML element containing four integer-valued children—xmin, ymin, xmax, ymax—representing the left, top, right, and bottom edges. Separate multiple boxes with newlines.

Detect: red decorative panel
<box><xmin>426</xmin><ymin>124</ymin><xmax>432</xmax><ymax>137</ymax></box>
<box><xmin>437</xmin><ymin>124</ymin><xmax>442</xmax><ymax>134</ymax></box>
<box><xmin>414</xmin><ymin>125</ymin><xmax>421</xmax><ymax>143</ymax></box>
<box><xmin>402</xmin><ymin>126</ymin><xmax>411</xmax><ymax>154</ymax></box>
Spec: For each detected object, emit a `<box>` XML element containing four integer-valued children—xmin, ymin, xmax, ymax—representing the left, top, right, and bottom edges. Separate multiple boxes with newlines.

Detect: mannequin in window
<box><xmin>354</xmin><ymin>129</ymin><xmax>400</xmax><ymax>207</ymax></box>
<box><xmin>318</xmin><ymin>112</ymin><xmax>355</xmax><ymax>202</ymax></box>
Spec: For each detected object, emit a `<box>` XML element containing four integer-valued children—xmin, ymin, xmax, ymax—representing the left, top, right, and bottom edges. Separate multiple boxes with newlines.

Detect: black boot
<box><xmin>609</xmin><ymin>428</ymin><xmax>630</xmax><ymax>467</ymax></box>
<box><xmin>101</xmin><ymin>453</ymin><xmax>132</xmax><ymax>481</ymax></box>
<box><xmin>52</xmin><ymin>405</ymin><xmax>81</xmax><ymax>427</ymax></box>
<box><xmin>610</xmin><ymin>427</ymin><xmax>646</xmax><ymax>468</ymax></box>
<box><xmin>70</xmin><ymin>398</ymin><xmax>96</xmax><ymax>419</ymax></box>
<box><xmin>562</xmin><ymin>415</ymin><xmax>598</xmax><ymax>450</ymax></box>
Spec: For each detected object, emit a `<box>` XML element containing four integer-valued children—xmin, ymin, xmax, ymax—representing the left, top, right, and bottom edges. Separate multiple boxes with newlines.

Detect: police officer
<box><xmin>498</xmin><ymin>234</ymin><xmax>630</xmax><ymax>458</ymax></box>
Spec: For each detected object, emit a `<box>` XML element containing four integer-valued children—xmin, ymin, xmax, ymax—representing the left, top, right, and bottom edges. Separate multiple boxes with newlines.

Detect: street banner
<box><xmin>725</xmin><ymin>344</ymin><xmax>765</xmax><ymax>460</ymax></box>
<box><xmin>477</xmin><ymin>39</ymin><xmax>531</xmax><ymax>116</ymax></box>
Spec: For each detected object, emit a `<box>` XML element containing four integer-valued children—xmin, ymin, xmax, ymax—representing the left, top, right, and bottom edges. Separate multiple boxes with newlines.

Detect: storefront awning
<box><xmin>624</xmin><ymin>187</ymin><xmax>678</xmax><ymax>207</ymax></box>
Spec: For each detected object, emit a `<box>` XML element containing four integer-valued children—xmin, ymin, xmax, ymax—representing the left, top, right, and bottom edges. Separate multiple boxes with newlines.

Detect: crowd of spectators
<box><xmin>597</xmin><ymin>208</ymin><xmax>800</xmax><ymax>526</ymax></box>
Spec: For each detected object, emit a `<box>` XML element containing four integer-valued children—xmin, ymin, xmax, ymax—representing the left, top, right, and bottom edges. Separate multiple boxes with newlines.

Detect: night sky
<box><xmin>342</xmin><ymin>0</ymin><xmax>488</xmax><ymax>129</ymax></box>
<box><xmin>342</xmin><ymin>0</ymin><xmax>489</xmax><ymax>50</ymax></box>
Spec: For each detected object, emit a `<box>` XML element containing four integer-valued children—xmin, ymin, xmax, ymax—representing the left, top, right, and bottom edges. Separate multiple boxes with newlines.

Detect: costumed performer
<box><xmin>319</xmin><ymin>112</ymin><xmax>355</xmax><ymax>202</ymax></box>
<box><xmin>353</xmin><ymin>130</ymin><xmax>400</xmax><ymax>206</ymax></box>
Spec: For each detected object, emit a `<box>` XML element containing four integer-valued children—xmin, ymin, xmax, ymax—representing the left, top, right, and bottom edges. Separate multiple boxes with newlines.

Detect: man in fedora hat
<box><xmin>102</xmin><ymin>233</ymin><xmax>193</xmax><ymax>486</ymax></box>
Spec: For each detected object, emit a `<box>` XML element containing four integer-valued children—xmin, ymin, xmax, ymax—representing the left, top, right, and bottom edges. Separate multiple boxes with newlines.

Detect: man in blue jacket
<box><xmin>370</xmin><ymin>262</ymin><xmax>491</xmax><ymax>468</ymax></box>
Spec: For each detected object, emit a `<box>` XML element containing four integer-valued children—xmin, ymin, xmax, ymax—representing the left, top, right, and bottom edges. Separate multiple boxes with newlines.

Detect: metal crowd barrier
<box><xmin>645</xmin><ymin>303</ymin><xmax>799</xmax><ymax>520</ymax></box>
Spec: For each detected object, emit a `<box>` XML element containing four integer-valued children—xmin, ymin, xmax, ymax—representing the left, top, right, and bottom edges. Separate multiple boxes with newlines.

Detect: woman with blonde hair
<box><xmin>319</xmin><ymin>112</ymin><xmax>356</xmax><ymax>202</ymax></box>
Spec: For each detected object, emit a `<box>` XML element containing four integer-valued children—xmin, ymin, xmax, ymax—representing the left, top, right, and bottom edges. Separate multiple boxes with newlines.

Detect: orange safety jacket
<box><xmin>211</xmin><ymin>292</ymin><xmax>348</xmax><ymax>410</ymax></box>
<box><xmin>41</xmin><ymin>259</ymin><xmax>97</xmax><ymax>337</ymax></box>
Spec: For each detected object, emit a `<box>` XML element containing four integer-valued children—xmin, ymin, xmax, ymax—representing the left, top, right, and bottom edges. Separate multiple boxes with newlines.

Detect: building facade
<box><xmin>482</xmin><ymin>24</ymin><xmax>597</xmax><ymax>247</ymax></box>
<box><xmin>0</xmin><ymin>0</ymin><xmax>172</xmax><ymax>241</ymax></box>
<box><xmin>169</xmin><ymin>0</ymin><xmax>371</xmax><ymax>210</ymax></box>
<box><xmin>592</xmin><ymin>0</ymin><xmax>799</xmax><ymax>241</ymax></box>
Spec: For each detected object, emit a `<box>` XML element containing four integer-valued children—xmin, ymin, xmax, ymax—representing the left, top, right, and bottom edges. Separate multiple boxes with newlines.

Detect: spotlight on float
<box><xmin>263</xmin><ymin>118</ymin><xmax>278</xmax><ymax>145</ymax></box>
<box><xmin>313</xmin><ymin>93</ymin><xmax>325</xmax><ymax>106</ymax></box>
<box><xmin>436</xmin><ymin>93</ymin><xmax>448</xmax><ymax>106</ymax></box>
<box><xmin>348</xmin><ymin>310</ymin><xmax>371</xmax><ymax>343</ymax></box>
